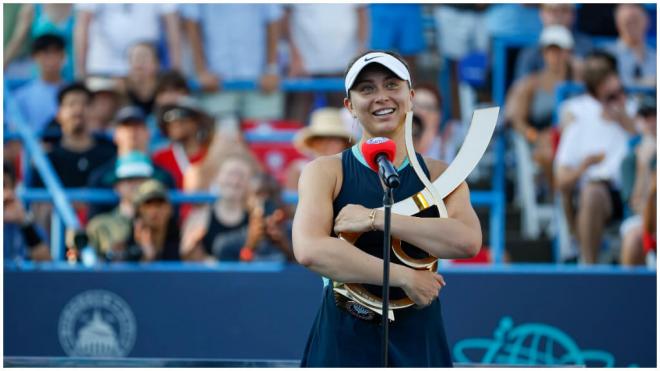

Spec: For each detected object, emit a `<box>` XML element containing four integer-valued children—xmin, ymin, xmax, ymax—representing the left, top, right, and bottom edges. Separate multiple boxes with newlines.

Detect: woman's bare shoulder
<box><xmin>422</xmin><ymin>156</ymin><xmax>449</xmax><ymax>180</ymax></box>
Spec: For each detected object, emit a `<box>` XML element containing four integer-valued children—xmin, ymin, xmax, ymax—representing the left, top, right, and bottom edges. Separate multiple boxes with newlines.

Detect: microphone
<box><xmin>361</xmin><ymin>137</ymin><xmax>400</xmax><ymax>189</ymax></box>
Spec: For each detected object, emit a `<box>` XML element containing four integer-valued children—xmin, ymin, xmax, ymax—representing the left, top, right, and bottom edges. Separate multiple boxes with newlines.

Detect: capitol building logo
<box><xmin>58</xmin><ymin>290</ymin><xmax>137</xmax><ymax>357</ymax></box>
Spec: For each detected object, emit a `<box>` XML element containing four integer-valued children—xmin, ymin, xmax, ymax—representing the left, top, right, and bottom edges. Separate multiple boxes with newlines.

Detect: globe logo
<box><xmin>58</xmin><ymin>290</ymin><xmax>137</xmax><ymax>357</ymax></box>
<box><xmin>453</xmin><ymin>317</ymin><xmax>616</xmax><ymax>367</ymax></box>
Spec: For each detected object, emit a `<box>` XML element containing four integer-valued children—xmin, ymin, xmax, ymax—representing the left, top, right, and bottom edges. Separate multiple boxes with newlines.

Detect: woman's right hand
<box><xmin>400</xmin><ymin>268</ymin><xmax>446</xmax><ymax>308</ymax></box>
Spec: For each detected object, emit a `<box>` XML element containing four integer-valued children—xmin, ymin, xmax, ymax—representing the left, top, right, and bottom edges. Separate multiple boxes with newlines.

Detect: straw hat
<box><xmin>294</xmin><ymin>108</ymin><xmax>351</xmax><ymax>154</ymax></box>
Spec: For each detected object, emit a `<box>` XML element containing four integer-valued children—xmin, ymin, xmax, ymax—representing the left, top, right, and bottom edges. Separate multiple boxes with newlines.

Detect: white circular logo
<box><xmin>366</xmin><ymin>137</ymin><xmax>388</xmax><ymax>144</ymax></box>
<box><xmin>58</xmin><ymin>290</ymin><xmax>137</xmax><ymax>357</ymax></box>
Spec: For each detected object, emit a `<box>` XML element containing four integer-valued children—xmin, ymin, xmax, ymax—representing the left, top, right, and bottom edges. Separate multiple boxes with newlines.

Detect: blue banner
<box><xmin>3</xmin><ymin>263</ymin><xmax>656</xmax><ymax>367</ymax></box>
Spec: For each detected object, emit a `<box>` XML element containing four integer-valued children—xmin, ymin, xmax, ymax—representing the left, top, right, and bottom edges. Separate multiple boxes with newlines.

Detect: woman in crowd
<box><xmin>506</xmin><ymin>25</ymin><xmax>576</xmax><ymax>195</ymax></box>
<box><xmin>181</xmin><ymin>154</ymin><xmax>292</xmax><ymax>262</ymax></box>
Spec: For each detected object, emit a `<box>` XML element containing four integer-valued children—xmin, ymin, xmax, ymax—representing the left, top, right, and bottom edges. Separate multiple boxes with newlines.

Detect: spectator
<box><xmin>641</xmin><ymin>173</ymin><xmax>656</xmax><ymax>268</ymax></box>
<box><xmin>85</xmin><ymin>76</ymin><xmax>124</xmax><ymax>136</ymax></box>
<box><xmin>246</xmin><ymin>172</ymin><xmax>296</xmax><ymax>262</ymax></box>
<box><xmin>125</xmin><ymin>42</ymin><xmax>160</xmax><ymax>116</ymax></box>
<box><xmin>557</xmin><ymin>51</ymin><xmax>621</xmax><ymax>131</ymax></box>
<box><xmin>152</xmin><ymin>96</ymin><xmax>213</xmax><ymax>190</ymax></box>
<box><xmin>154</xmin><ymin>70</ymin><xmax>191</xmax><ymax>110</ymax></box>
<box><xmin>3</xmin><ymin>4</ymin><xmax>31</xmax><ymax>78</ymax></box>
<box><xmin>411</xmin><ymin>114</ymin><xmax>424</xmax><ymax>149</ymax></box>
<box><xmin>181</xmin><ymin>4</ymin><xmax>284</xmax><ymax>120</ymax></box>
<box><xmin>507</xmin><ymin>26</ymin><xmax>576</xmax><ymax>191</ymax></box>
<box><xmin>485</xmin><ymin>4</ymin><xmax>543</xmax><ymax>40</ymax></box>
<box><xmin>28</xmin><ymin>83</ymin><xmax>116</xmax><ymax>229</ymax></box>
<box><xmin>619</xmin><ymin>96</ymin><xmax>656</xmax><ymax>266</ymax></box>
<box><xmin>181</xmin><ymin>154</ymin><xmax>292</xmax><ymax>262</ymax></box>
<box><xmin>368</xmin><ymin>4</ymin><xmax>426</xmax><ymax>74</ymax></box>
<box><xmin>285</xmin><ymin>107</ymin><xmax>352</xmax><ymax>192</ymax></box>
<box><xmin>87</xmin><ymin>106</ymin><xmax>176</xmax><ymax>218</ymax></box>
<box><xmin>86</xmin><ymin>153</ymin><xmax>159</xmax><ymax>262</ymax></box>
<box><xmin>4</xmin><ymin>162</ymin><xmax>51</xmax><ymax>262</ymax></box>
<box><xmin>284</xmin><ymin>4</ymin><xmax>367</xmax><ymax>123</ymax></box>
<box><xmin>432</xmin><ymin>4</ymin><xmax>489</xmax><ymax>119</ymax></box>
<box><xmin>605</xmin><ymin>4</ymin><xmax>656</xmax><ymax>87</ymax></box>
<box><xmin>554</xmin><ymin>62</ymin><xmax>632</xmax><ymax>264</ymax></box>
<box><xmin>12</xmin><ymin>34</ymin><xmax>66</xmax><ymax>134</ymax></box>
<box><xmin>150</xmin><ymin>70</ymin><xmax>192</xmax><ymax>151</ymax></box>
<box><xmin>412</xmin><ymin>83</ymin><xmax>461</xmax><ymax>163</ymax></box>
<box><xmin>129</xmin><ymin>180</ymin><xmax>180</xmax><ymax>262</ymax></box>
<box><xmin>29</xmin><ymin>82</ymin><xmax>116</xmax><ymax>189</ymax></box>
<box><xmin>4</xmin><ymin>4</ymin><xmax>75</xmax><ymax>81</ymax></box>
<box><xmin>74</xmin><ymin>4</ymin><xmax>181</xmax><ymax>79</ymax></box>
<box><xmin>514</xmin><ymin>4</ymin><xmax>593</xmax><ymax>81</ymax></box>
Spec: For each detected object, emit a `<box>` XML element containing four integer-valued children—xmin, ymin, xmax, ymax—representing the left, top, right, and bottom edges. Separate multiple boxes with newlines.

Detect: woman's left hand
<box><xmin>333</xmin><ymin>204</ymin><xmax>375</xmax><ymax>234</ymax></box>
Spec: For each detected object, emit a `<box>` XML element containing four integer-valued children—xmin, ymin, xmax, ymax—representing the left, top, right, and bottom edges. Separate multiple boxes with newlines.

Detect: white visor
<box><xmin>344</xmin><ymin>52</ymin><xmax>411</xmax><ymax>94</ymax></box>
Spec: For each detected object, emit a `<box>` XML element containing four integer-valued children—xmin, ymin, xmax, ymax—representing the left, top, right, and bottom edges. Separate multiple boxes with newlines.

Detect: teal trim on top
<box><xmin>351</xmin><ymin>144</ymin><xmax>410</xmax><ymax>172</ymax></box>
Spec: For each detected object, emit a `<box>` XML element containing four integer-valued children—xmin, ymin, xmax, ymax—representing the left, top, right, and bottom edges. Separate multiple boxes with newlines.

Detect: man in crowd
<box><xmin>86</xmin><ymin>152</ymin><xmax>154</xmax><ymax>261</ymax></box>
<box><xmin>87</xmin><ymin>105</ymin><xmax>175</xmax><ymax>218</ymax></box>
<box><xmin>28</xmin><ymin>82</ymin><xmax>116</xmax><ymax>228</ymax></box>
<box><xmin>13</xmin><ymin>34</ymin><xmax>66</xmax><ymax>134</ymax></box>
<box><xmin>152</xmin><ymin>96</ymin><xmax>213</xmax><ymax>190</ymax></box>
<box><xmin>554</xmin><ymin>60</ymin><xmax>632</xmax><ymax>264</ymax></box>
<box><xmin>181</xmin><ymin>4</ymin><xmax>284</xmax><ymax>120</ymax></box>
<box><xmin>515</xmin><ymin>4</ymin><xmax>593</xmax><ymax>80</ymax></box>
<box><xmin>74</xmin><ymin>4</ymin><xmax>181</xmax><ymax>78</ymax></box>
<box><xmin>605</xmin><ymin>4</ymin><xmax>656</xmax><ymax>87</ymax></box>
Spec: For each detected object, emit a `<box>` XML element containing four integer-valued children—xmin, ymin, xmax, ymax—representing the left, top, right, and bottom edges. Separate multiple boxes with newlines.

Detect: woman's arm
<box><xmin>163</xmin><ymin>11</ymin><xmax>182</xmax><ymax>71</ymax></box>
<box><xmin>73</xmin><ymin>9</ymin><xmax>92</xmax><ymax>79</ymax></box>
<box><xmin>180</xmin><ymin>205</ymin><xmax>214</xmax><ymax>261</ymax></box>
<box><xmin>292</xmin><ymin>156</ymin><xmax>444</xmax><ymax>305</ymax></box>
<box><xmin>333</xmin><ymin>159</ymin><xmax>481</xmax><ymax>259</ymax></box>
<box><xmin>506</xmin><ymin>76</ymin><xmax>537</xmax><ymax>141</ymax></box>
<box><xmin>4</xmin><ymin>5</ymin><xmax>34</xmax><ymax>69</ymax></box>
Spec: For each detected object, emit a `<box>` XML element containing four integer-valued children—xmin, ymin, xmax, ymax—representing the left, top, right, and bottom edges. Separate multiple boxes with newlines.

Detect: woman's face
<box><xmin>216</xmin><ymin>158</ymin><xmax>253</xmax><ymax>202</ymax></box>
<box><xmin>129</xmin><ymin>44</ymin><xmax>159</xmax><ymax>79</ymax></box>
<box><xmin>413</xmin><ymin>88</ymin><xmax>440</xmax><ymax>129</ymax></box>
<box><xmin>542</xmin><ymin>45</ymin><xmax>571</xmax><ymax>71</ymax></box>
<box><xmin>344</xmin><ymin>64</ymin><xmax>414</xmax><ymax>138</ymax></box>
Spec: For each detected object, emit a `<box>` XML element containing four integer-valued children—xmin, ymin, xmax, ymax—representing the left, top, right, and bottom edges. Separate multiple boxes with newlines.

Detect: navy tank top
<box><xmin>300</xmin><ymin>146</ymin><xmax>453</xmax><ymax>367</ymax></box>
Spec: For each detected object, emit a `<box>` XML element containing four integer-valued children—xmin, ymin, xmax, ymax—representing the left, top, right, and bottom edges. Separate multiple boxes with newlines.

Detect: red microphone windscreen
<box><xmin>361</xmin><ymin>137</ymin><xmax>396</xmax><ymax>172</ymax></box>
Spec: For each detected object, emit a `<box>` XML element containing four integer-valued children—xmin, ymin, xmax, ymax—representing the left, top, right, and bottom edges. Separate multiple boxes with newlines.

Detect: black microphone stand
<box><xmin>379</xmin><ymin>167</ymin><xmax>398</xmax><ymax>368</ymax></box>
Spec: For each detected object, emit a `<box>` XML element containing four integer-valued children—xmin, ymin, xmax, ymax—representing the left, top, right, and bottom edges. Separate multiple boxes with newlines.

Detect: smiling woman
<box><xmin>292</xmin><ymin>50</ymin><xmax>483</xmax><ymax>367</ymax></box>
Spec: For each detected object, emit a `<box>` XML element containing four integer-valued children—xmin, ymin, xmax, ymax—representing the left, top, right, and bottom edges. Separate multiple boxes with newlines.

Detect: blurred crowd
<box><xmin>2</xmin><ymin>4</ymin><xmax>656</xmax><ymax>267</ymax></box>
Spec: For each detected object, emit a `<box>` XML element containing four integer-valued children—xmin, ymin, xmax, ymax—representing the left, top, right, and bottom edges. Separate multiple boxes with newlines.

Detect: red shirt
<box><xmin>152</xmin><ymin>144</ymin><xmax>208</xmax><ymax>190</ymax></box>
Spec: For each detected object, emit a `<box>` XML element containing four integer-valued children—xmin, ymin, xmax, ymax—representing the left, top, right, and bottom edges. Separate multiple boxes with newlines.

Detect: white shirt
<box><xmin>77</xmin><ymin>4</ymin><xmax>176</xmax><ymax>77</ymax></box>
<box><xmin>555</xmin><ymin>94</ymin><xmax>630</xmax><ymax>189</ymax></box>
<box><xmin>288</xmin><ymin>4</ymin><xmax>362</xmax><ymax>75</ymax></box>
<box><xmin>180</xmin><ymin>4</ymin><xmax>282</xmax><ymax>80</ymax></box>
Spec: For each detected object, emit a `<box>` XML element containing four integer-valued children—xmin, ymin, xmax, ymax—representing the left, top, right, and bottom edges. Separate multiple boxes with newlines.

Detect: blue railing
<box><xmin>3</xmin><ymin>83</ymin><xmax>81</xmax><ymax>260</ymax></box>
<box><xmin>7</xmin><ymin>77</ymin><xmax>506</xmax><ymax>263</ymax></box>
<box><xmin>489</xmin><ymin>35</ymin><xmax>539</xmax><ymax>263</ymax></box>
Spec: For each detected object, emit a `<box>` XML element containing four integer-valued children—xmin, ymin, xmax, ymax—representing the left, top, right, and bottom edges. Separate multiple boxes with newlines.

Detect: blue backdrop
<box><xmin>4</xmin><ymin>263</ymin><xmax>656</xmax><ymax>367</ymax></box>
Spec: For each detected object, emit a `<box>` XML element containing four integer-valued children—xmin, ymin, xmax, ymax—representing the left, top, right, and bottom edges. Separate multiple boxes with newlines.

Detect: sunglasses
<box><xmin>604</xmin><ymin>88</ymin><xmax>625</xmax><ymax>103</ymax></box>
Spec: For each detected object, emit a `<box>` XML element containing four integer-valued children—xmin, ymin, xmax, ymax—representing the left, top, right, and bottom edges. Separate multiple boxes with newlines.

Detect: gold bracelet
<box><xmin>369</xmin><ymin>209</ymin><xmax>377</xmax><ymax>231</ymax></box>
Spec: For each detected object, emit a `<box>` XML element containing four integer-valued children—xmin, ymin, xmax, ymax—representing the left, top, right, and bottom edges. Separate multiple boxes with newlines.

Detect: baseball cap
<box><xmin>114</xmin><ymin>151</ymin><xmax>154</xmax><ymax>181</ymax></box>
<box><xmin>539</xmin><ymin>25</ymin><xmax>574</xmax><ymax>50</ymax></box>
<box><xmin>114</xmin><ymin>106</ymin><xmax>146</xmax><ymax>125</ymax></box>
<box><xmin>133</xmin><ymin>179</ymin><xmax>168</xmax><ymax>207</ymax></box>
<box><xmin>345</xmin><ymin>52</ymin><xmax>411</xmax><ymax>95</ymax></box>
